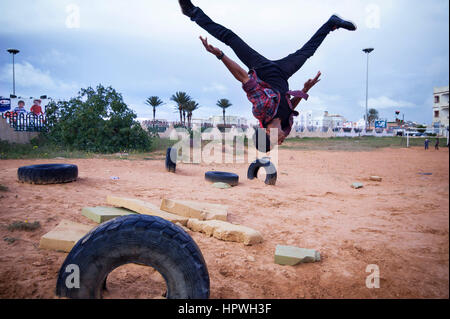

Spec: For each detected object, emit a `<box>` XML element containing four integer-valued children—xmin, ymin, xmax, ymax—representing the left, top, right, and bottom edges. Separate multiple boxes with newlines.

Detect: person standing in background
<box><xmin>425</xmin><ymin>138</ymin><xmax>430</xmax><ymax>150</ymax></box>
<box><xmin>435</xmin><ymin>138</ymin><xmax>440</xmax><ymax>150</ymax></box>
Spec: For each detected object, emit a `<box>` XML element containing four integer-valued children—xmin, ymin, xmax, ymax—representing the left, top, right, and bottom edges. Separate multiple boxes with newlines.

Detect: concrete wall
<box><xmin>0</xmin><ymin>117</ymin><xmax>39</xmax><ymax>144</ymax></box>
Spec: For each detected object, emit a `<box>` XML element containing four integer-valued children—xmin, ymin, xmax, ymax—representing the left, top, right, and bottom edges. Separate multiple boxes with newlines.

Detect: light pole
<box><xmin>363</xmin><ymin>48</ymin><xmax>374</xmax><ymax>129</ymax></box>
<box><xmin>7</xmin><ymin>49</ymin><xmax>20</xmax><ymax>96</ymax></box>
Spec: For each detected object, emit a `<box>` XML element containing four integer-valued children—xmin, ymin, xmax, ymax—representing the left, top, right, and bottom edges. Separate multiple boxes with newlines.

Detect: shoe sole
<box><xmin>332</xmin><ymin>13</ymin><xmax>357</xmax><ymax>31</ymax></box>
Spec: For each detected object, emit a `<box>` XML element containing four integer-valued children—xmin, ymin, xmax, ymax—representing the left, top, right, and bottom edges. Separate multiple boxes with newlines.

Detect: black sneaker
<box><xmin>178</xmin><ymin>0</ymin><xmax>196</xmax><ymax>18</ymax></box>
<box><xmin>329</xmin><ymin>14</ymin><xmax>357</xmax><ymax>31</ymax></box>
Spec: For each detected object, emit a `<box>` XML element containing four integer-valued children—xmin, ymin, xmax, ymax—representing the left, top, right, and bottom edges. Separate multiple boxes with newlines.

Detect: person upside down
<box><xmin>178</xmin><ymin>1</ymin><xmax>357</xmax><ymax>152</ymax></box>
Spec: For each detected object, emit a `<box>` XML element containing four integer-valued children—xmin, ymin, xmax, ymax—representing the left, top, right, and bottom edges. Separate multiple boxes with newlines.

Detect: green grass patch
<box><xmin>281</xmin><ymin>136</ymin><xmax>440</xmax><ymax>151</ymax></box>
<box><xmin>149</xmin><ymin>137</ymin><xmax>177</xmax><ymax>153</ymax></box>
<box><xmin>7</xmin><ymin>221</ymin><xmax>41</xmax><ymax>232</ymax></box>
<box><xmin>0</xmin><ymin>137</ymin><xmax>93</xmax><ymax>160</ymax></box>
<box><xmin>2</xmin><ymin>135</ymin><xmax>443</xmax><ymax>160</ymax></box>
<box><xmin>0</xmin><ymin>136</ymin><xmax>178</xmax><ymax>160</ymax></box>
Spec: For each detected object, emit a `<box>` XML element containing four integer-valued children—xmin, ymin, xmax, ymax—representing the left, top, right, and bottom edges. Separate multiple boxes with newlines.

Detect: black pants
<box><xmin>191</xmin><ymin>8</ymin><xmax>334</xmax><ymax>92</ymax></box>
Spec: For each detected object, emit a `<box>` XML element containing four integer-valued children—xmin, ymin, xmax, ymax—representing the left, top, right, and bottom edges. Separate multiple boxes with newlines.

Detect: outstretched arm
<box><xmin>291</xmin><ymin>71</ymin><xmax>322</xmax><ymax>109</ymax></box>
<box><xmin>200</xmin><ymin>36</ymin><xmax>249</xmax><ymax>84</ymax></box>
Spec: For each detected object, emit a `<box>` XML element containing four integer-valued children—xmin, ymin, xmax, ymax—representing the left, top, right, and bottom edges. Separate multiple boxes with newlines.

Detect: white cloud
<box><xmin>424</xmin><ymin>56</ymin><xmax>449</xmax><ymax>77</ymax></box>
<box><xmin>0</xmin><ymin>61</ymin><xmax>78</xmax><ymax>93</ymax></box>
<box><xmin>37</xmin><ymin>49</ymin><xmax>77</xmax><ymax>66</ymax></box>
<box><xmin>202</xmin><ymin>83</ymin><xmax>228</xmax><ymax>94</ymax></box>
<box><xmin>0</xmin><ymin>0</ymin><xmax>389</xmax><ymax>41</ymax></box>
<box><xmin>301</xmin><ymin>93</ymin><xmax>347</xmax><ymax>115</ymax></box>
<box><xmin>359</xmin><ymin>96</ymin><xmax>415</xmax><ymax>109</ymax></box>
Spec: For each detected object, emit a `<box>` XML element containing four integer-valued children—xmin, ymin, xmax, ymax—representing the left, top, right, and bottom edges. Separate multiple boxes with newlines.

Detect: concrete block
<box><xmin>82</xmin><ymin>206</ymin><xmax>136</xmax><ymax>223</ymax></box>
<box><xmin>212</xmin><ymin>182</ymin><xmax>232</xmax><ymax>189</ymax></box>
<box><xmin>351</xmin><ymin>183</ymin><xmax>364</xmax><ymax>189</ymax></box>
<box><xmin>107</xmin><ymin>196</ymin><xmax>189</xmax><ymax>226</ymax></box>
<box><xmin>161</xmin><ymin>199</ymin><xmax>228</xmax><ymax>221</ymax></box>
<box><xmin>275</xmin><ymin>245</ymin><xmax>321</xmax><ymax>266</ymax></box>
<box><xmin>187</xmin><ymin>219</ymin><xmax>263</xmax><ymax>246</ymax></box>
<box><xmin>370</xmin><ymin>176</ymin><xmax>383</xmax><ymax>182</ymax></box>
<box><xmin>39</xmin><ymin>220</ymin><xmax>93</xmax><ymax>253</ymax></box>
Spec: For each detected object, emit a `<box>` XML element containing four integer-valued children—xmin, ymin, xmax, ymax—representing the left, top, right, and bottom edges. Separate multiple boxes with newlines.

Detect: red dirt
<box><xmin>0</xmin><ymin>147</ymin><xmax>448</xmax><ymax>299</ymax></box>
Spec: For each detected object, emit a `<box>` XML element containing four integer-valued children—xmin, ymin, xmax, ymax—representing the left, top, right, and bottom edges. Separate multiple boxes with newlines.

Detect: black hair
<box><xmin>252</xmin><ymin>128</ymin><xmax>272</xmax><ymax>153</ymax></box>
<box><xmin>18</xmin><ymin>100</ymin><xmax>25</xmax><ymax>105</ymax></box>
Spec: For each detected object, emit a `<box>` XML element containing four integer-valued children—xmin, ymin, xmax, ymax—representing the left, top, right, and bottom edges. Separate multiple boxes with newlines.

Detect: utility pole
<box><xmin>363</xmin><ymin>48</ymin><xmax>374</xmax><ymax>130</ymax></box>
<box><xmin>7</xmin><ymin>49</ymin><xmax>20</xmax><ymax>96</ymax></box>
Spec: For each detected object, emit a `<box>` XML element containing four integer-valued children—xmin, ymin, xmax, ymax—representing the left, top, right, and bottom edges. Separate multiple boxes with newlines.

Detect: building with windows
<box><xmin>191</xmin><ymin>118</ymin><xmax>213</xmax><ymax>127</ymax></box>
<box><xmin>208</xmin><ymin>115</ymin><xmax>248</xmax><ymax>128</ymax></box>
<box><xmin>432</xmin><ymin>85</ymin><xmax>449</xmax><ymax>136</ymax></box>
<box><xmin>324</xmin><ymin>112</ymin><xmax>347</xmax><ymax>129</ymax></box>
<box><xmin>311</xmin><ymin>111</ymin><xmax>347</xmax><ymax>130</ymax></box>
<box><xmin>297</xmin><ymin>110</ymin><xmax>313</xmax><ymax>130</ymax></box>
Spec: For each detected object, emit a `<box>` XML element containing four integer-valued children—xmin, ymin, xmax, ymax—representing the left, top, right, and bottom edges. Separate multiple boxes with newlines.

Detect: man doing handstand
<box><xmin>179</xmin><ymin>1</ymin><xmax>357</xmax><ymax>152</ymax></box>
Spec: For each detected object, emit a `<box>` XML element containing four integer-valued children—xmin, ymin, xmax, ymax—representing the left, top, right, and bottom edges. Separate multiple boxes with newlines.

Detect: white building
<box><xmin>432</xmin><ymin>85</ymin><xmax>449</xmax><ymax>136</ymax></box>
<box><xmin>192</xmin><ymin>118</ymin><xmax>212</xmax><ymax>126</ymax></box>
<box><xmin>356</xmin><ymin>118</ymin><xmax>367</xmax><ymax>129</ymax></box>
<box><xmin>311</xmin><ymin>111</ymin><xmax>347</xmax><ymax>130</ymax></box>
<box><xmin>209</xmin><ymin>115</ymin><xmax>248</xmax><ymax>127</ymax></box>
<box><xmin>324</xmin><ymin>112</ymin><xmax>347</xmax><ymax>129</ymax></box>
<box><xmin>297</xmin><ymin>110</ymin><xmax>313</xmax><ymax>129</ymax></box>
<box><xmin>312</xmin><ymin>116</ymin><xmax>326</xmax><ymax>129</ymax></box>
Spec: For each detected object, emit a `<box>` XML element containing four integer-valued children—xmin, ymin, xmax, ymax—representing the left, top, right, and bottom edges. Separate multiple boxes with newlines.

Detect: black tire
<box><xmin>165</xmin><ymin>147</ymin><xmax>177</xmax><ymax>173</ymax></box>
<box><xmin>205</xmin><ymin>171</ymin><xmax>239</xmax><ymax>187</ymax></box>
<box><xmin>18</xmin><ymin>164</ymin><xmax>78</xmax><ymax>185</ymax></box>
<box><xmin>55</xmin><ymin>215</ymin><xmax>210</xmax><ymax>299</ymax></box>
<box><xmin>247</xmin><ymin>158</ymin><xmax>277</xmax><ymax>186</ymax></box>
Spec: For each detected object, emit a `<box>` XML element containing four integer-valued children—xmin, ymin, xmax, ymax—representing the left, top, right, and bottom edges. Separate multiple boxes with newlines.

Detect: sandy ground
<box><xmin>0</xmin><ymin>147</ymin><xmax>448</xmax><ymax>299</ymax></box>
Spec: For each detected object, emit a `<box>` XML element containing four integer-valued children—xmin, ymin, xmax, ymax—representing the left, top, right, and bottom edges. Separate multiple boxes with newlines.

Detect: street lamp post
<box><xmin>7</xmin><ymin>49</ymin><xmax>20</xmax><ymax>96</ymax></box>
<box><xmin>363</xmin><ymin>48</ymin><xmax>374</xmax><ymax>130</ymax></box>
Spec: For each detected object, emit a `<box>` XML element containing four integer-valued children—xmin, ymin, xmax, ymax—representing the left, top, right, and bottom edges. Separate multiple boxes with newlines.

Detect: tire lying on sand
<box><xmin>247</xmin><ymin>158</ymin><xmax>277</xmax><ymax>186</ymax></box>
<box><xmin>18</xmin><ymin>164</ymin><xmax>78</xmax><ymax>185</ymax></box>
<box><xmin>165</xmin><ymin>147</ymin><xmax>177</xmax><ymax>173</ymax></box>
<box><xmin>205</xmin><ymin>171</ymin><xmax>239</xmax><ymax>187</ymax></box>
<box><xmin>55</xmin><ymin>215</ymin><xmax>210</xmax><ymax>299</ymax></box>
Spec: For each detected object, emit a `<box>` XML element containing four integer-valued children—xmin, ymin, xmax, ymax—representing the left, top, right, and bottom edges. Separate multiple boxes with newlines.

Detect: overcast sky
<box><xmin>0</xmin><ymin>0</ymin><xmax>448</xmax><ymax>124</ymax></box>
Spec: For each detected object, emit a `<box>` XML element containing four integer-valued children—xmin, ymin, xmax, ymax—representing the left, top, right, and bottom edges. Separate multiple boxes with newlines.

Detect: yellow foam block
<box><xmin>187</xmin><ymin>219</ymin><xmax>263</xmax><ymax>246</ymax></box>
<box><xmin>160</xmin><ymin>199</ymin><xmax>228</xmax><ymax>221</ymax></box>
<box><xmin>39</xmin><ymin>220</ymin><xmax>93</xmax><ymax>253</ymax></box>
<box><xmin>107</xmin><ymin>196</ymin><xmax>188</xmax><ymax>226</ymax></box>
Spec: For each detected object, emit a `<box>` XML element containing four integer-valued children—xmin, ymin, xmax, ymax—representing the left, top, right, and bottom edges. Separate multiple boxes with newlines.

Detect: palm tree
<box><xmin>184</xmin><ymin>100</ymin><xmax>200</xmax><ymax>128</ymax></box>
<box><xmin>170</xmin><ymin>92</ymin><xmax>191</xmax><ymax>126</ymax></box>
<box><xmin>216</xmin><ymin>98</ymin><xmax>232</xmax><ymax>127</ymax></box>
<box><xmin>145</xmin><ymin>96</ymin><xmax>165</xmax><ymax>127</ymax></box>
<box><xmin>368</xmin><ymin>108</ymin><xmax>379</xmax><ymax>128</ymax></box>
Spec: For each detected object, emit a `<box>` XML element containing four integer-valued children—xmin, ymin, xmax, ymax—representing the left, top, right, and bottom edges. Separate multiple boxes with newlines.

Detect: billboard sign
<box><xmin>0</xmin><ymin>98</ymin><xmax>11</xmax><ymax>112</ymax></box>
<box><xmin>375</xmin><ymin>120</ymin><xmax>387</xmax><ymax>129</ymax></box>
<box><xmin>343</xmin><ymin>122</ymin><xmax>353</xmax><ymax>128</ymax></box>
<box><xmin>1</xmin><ymin>97</ymin><xmax>50</xmax><ymax>114</ymax></box>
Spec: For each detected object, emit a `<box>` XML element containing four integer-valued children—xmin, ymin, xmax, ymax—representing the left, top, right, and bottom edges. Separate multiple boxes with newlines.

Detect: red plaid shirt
<box><xmin>243</xmin><ymin>70</ymin><xmax>308</xmax><ymax>136</ymax></box>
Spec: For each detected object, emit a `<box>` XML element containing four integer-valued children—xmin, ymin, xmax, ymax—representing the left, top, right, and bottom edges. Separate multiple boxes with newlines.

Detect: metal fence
<box><xmin>1</xmin><ymin>112</ymin><xmax>47</xmax><ymax>132</ymax></box>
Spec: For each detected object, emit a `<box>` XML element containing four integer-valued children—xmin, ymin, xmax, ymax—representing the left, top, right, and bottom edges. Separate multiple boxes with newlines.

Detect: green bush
<box><xmin>44</xmin><ymin>85</ymin><xmax>152</xmax><ymax>153</ymax></box>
